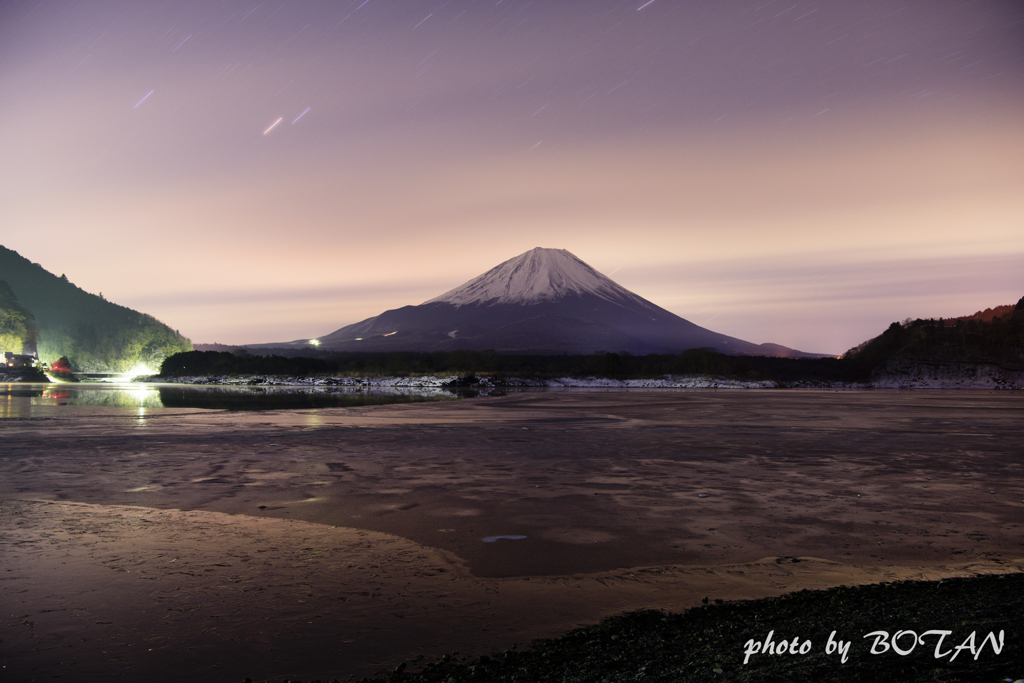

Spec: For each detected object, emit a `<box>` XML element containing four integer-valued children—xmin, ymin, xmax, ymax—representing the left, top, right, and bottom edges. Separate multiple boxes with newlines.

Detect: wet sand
<box><xmin>2</xmin><ymin>390</ymin><xmax>1023</xmax><ymax>680</ymax></box>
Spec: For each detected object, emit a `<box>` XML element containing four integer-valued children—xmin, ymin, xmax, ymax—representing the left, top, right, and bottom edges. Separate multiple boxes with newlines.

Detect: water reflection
<box><xmin>2</xmin><ymin>385</ymin><xmax>162</xmax><ymax>409</ymax></box>
<box><xmin>156</xmin><ymin>386</ymin><xmax>462</xmax><ymax>410</ymax></box>
<box><xmin>0</xmin><ymin>383</ymin><xmax>485</xmax><ymax>417</ymax></box>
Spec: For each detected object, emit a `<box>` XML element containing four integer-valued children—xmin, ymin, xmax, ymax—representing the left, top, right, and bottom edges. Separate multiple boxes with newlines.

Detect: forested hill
<box><xmin>842</xmin><ymin>296</ymin><xmax>1024</xmax><ymax>372</ymax></box>
<box><xmin>0</xmin><ymin>279</ymin><xmax>39</xmax><ymax>355</ymax></box>
<box><xmin>0</xmin><ymin>245</ymin><xmax>192</xmax><ymax>373</ymax></box>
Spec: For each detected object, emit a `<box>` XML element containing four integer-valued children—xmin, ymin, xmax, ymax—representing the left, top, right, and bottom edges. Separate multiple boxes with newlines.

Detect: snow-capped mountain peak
<box><xmin>426</xmin><ymin>247</ymin><xmax>642</xmax><ymax>307</ymax></box>
<box><xmin>270</xmin><ymin>246</ymin><xmax>817</xmax><ymax>358</ymax></box>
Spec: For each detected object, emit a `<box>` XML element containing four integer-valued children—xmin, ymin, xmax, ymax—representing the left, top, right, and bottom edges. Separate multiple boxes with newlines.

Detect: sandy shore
<box><xmin>4</xmin><ymin>499</ymin><xmax>1022</xmax><ymax>682</ymax></box>
<box><xmin>2</xmin><ymin>390</ymin><xmax>1023</xmax><ymax>680</ymax></box>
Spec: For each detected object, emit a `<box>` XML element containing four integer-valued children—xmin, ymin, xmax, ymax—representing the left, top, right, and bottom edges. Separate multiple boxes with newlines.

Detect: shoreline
<box><xmin>3</xmin><ymin>498</ymin><xmax>1022</xmax><ymax>682</ymax></box>
<box><xmin>147</xmin><ymin>372</ymin><xmax>1020</xmax><ymax>390</ymax></box>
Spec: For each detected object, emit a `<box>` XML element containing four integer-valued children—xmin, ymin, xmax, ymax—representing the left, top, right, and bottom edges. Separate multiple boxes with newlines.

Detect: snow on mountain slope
<box><xmin>426</xmin><ymin>247</ymin><xmax>652</xmax><ymax>308</ymax></box>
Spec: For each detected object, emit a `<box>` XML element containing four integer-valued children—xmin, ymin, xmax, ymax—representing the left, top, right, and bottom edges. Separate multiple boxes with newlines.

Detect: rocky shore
<box><xmin>872</xmin><ymin>359</ymin><xmax>1024</xmax><ymax>390</ymax></box>
<box><xmin>0</xmin><ymin>367</ymin><xmax>48</xmax><ymax>383</ymax></box>
<box><xmin>149</xmin><ymin>373</ymin><xmax>815</xmax><ymax>389</ymax></box>
<box><xmin>149</xmin><ymin>369</ymin><xmax>1021</xmax><ymax>390</ymax></box>
<box><xmin>365</xmin><ymin>573</ymin><xmax>1024</xmax><ymax>683</ymax></box>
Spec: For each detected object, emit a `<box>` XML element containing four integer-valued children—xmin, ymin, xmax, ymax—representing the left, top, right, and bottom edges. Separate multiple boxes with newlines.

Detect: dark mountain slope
<box><xmin>0</xmin><ymin>245</ymin><xmax>192</xmax><ymax>372</ymax></box>
<box><xmin>842</xmin><ymin>296</ymin><xmax>1024</xmax><ymax>376</ymax></box>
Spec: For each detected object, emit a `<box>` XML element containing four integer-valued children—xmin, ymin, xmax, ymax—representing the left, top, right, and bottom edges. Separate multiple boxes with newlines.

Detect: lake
<box><xmin>1</xmin><ymin>389</ymin><xmax>1021</xmax><ymax>682</ymax></box>
<box><xmin>0</xmin><ymin>381</ymin><xmax>478</xmax><ymax>418</ymax></box>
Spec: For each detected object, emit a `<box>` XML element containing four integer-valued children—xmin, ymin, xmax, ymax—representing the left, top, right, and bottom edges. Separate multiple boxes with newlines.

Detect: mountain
<box><xmin>0</xmin><ymin>245</ymin><xmax>192</xmax><ymax>372</ymax></box>
<box><xmin>272</xmin><ymin>248</ymin><xmax>818</xmax><ymax>357</ymax></box>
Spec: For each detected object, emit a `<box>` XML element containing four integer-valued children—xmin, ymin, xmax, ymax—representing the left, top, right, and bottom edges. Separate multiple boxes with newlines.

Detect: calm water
<box><xmin>0</xmin><ymin>382</ymin><xmax>479</xmax><ymax>418</ymax></box>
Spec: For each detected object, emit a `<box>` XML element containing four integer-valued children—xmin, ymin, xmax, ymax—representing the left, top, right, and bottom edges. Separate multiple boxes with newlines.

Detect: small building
<box><xmin>4</xmin><ymin>351</ymin><xmax>42</xmax><ymax>369</ymax></box>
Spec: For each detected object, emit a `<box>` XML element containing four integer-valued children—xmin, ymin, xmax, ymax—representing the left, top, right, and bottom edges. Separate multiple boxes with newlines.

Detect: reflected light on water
<box><xmin>43</xmin><ymin>389</ymin><xmax>72</xmax><ymax>403</ymax></box>
<box><xmin>127</xmin><ymin>387</ymin><xmax>160</xmax><ymax>407</ymax></box>
<box><xmin>31</xmin><ymin>386</ymin><xmax>163</xmax><ymax>409</ymax></box>
<box><xmin>2</xmin><ymin>383</ymin><xmax>473</xmax><ymax>419</ymax></box>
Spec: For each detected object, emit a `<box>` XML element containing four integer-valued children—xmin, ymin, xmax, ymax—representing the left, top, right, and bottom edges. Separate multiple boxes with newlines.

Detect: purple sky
<box><xmin>2</xmin><ymin>0</ymin><xmax>1022</xmax><ymax>354</ymax></box>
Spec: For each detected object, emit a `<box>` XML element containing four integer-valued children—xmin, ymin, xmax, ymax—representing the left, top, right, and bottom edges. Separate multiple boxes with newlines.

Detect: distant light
<box><xmin>123</xmin><ymin>362</ymin><xmax>156</xmax><ymax>379</ymax></box>
<box><xmin>309</xmin><ymin>339</ymin><xmax>321</xmax><ymax>346</ymax></box>
<box><xmin>383</xmin><ymin>331</ymin><xmax>397</xmax><ymax>337</ymax></box>
<box><xmin>354</xmin><ymin>338</ymin><xmax>363</xmax><ymax>341</ymax></box>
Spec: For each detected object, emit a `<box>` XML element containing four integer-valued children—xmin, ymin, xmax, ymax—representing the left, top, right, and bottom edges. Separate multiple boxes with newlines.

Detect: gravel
<box><xmin>356</xmin><ymin>573</ymin><xmax>1024</xmax><ymax>683</ymax></box>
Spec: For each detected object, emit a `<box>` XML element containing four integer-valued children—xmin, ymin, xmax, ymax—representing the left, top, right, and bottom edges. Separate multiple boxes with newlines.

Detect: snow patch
<box><xmin>425</xmin><ymin>247</ymin><xmax>653</xmax><ymax>308</ymax></box>
<box><xmin>539</xmin><ymin>376</ymin><xmax>776</xmax><ymax>389</ymax></box>
<box><xmin>156</xmin><ymin>374</ymin><xmax>776</xmax><ymax>389</ymax></box>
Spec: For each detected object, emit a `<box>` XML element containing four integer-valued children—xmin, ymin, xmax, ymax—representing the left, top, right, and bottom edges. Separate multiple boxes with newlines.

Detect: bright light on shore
<box><xmin>309</xmin><ymin>339</ymin><xmax>321</xmax><ymax>346</ymax></box>
<box><xmin>123</xmin><ymin>362</ymin><xmax>157</xmax><ymax>379</ymax></box>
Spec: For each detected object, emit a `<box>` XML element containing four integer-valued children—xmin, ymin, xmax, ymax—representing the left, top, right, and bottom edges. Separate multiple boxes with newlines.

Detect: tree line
<box><xmin>160</xmin><ymin>348</ymin><xmax>861</xmax><ymax>383</ymax></box>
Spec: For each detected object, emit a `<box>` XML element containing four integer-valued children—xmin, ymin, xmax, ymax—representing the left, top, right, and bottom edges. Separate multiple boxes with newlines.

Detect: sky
<box><xmin>1</xmin><ymin>0</ymin><xmax>1022</xmax><ymax>354</ymax></box>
